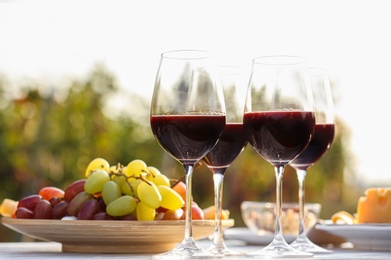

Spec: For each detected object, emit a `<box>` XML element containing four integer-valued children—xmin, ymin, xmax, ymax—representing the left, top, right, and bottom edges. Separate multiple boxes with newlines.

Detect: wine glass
<box><xmin>289</xmin><ymin>67</ymin><xmax>335</xmax><ymax>253</ymax></box>
<box><xmin>243</xmin><ymin>55</ymin><xmax>315</xmax><ymax>258</ymax></box>
<box><xmin>202</xmin><ymin>66</ymin><xmax>248</xmax><ymax>256</ymax></box>
<box><xmin>150</xmin><ymin>50</ymin><xmax>226</xmax><ymax>259</ymax></box>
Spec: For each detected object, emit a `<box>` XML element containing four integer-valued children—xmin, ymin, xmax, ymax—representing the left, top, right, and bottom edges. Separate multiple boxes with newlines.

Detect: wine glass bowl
<box><xmin>151</xmin><ymin>50</ymin><xmax>225</xmax><ymax>164</ymax></box>
<box><xmin>243</xmin><ymin>55</ymin><xmax>315</xmax><ymax>258</ymax></box>
<box><xmin>203</xmin><ymin>66</ymin><xmax>247</xmax><ymax>169</ymax></box>
<box><xmin>150</xmin><ymin>50</ymin><xmax>226</xmax><ymax>259</ymax></box>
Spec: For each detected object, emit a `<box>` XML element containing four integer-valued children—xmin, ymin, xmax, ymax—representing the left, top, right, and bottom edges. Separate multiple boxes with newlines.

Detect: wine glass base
<box><xmin>247</xmin><ymin>237</ymin><xmax>313</xmax><ymax>258</ymax></box>
<box><xmin>207</xmin><ymin>243</ymin><xmax>243</xmax><ymax>256</ymax></box>
<box><xmin>152</xmin><ymin>238</ymin><xmax>220</xmax><ymax>259</ymax></box>
<box><xmin>290</xmin><ymin>237</ymin><xmax>332</xmax><ymax>253</ymax></box>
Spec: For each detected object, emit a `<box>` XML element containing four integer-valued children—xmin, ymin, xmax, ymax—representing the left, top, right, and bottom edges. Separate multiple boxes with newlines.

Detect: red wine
<box><xmin>203</xmin><ymin>123</ymin><xmax>247</xmax><ymax>171</ymax></box>
<box><xmin>243</xmin><ymin>111</ymin><xmax>315</xmax><ymax>166</ymax></box>
<box><xmin>290</xmin><ymin>123</ymin><xmax>335</xmax><ymax>170</ymax></box>
<box><xmin>150</xmin><ymin>114</ymin><xmax>225</xmax><ymax>163</ymax></box>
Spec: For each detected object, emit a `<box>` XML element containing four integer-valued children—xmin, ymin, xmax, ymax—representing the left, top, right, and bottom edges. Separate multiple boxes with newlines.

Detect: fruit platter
<box><xmin>0</xmin><ymin>158</ymin><xmax>234</xmax><ymax>253</ymax></box>
<box><xmin>1</xmin><ymin>218</ymin><xmax>234</xmax><ymax>253</ymax></box>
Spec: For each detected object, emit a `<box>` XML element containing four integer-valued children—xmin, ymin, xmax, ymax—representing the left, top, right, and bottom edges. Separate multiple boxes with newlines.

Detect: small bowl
<box><xmin>241</xmin><ymin>201</ymin><xmax>321</xmax><ymax>236</ymax></box>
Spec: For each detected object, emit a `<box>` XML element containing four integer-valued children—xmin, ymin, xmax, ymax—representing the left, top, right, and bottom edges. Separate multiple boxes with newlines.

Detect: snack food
<box><xmin>331</xmin><ymin>210</ymin><xmax>356</xmax><ymax>224</ymax></box>
<box><xmin>357</xmin><ymin>187</ymin><xmax>391</xmax><ymax>223</ymax></box>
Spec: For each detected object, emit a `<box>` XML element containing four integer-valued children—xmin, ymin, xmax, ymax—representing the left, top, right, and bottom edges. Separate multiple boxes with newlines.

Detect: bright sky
<box><xmin>1</xmin><ymin>0</ymin><xmax>390</xmax><ymax>186</ymax></box>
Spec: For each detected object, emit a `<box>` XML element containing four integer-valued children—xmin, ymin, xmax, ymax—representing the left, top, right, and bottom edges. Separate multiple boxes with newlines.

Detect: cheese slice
<box><xmin>0</xmin><ymin>198</ymin><xmax>18</xmax><ymax>217</ymax></box>
<box><xmin>357</xmin><ymin>188</ymin><xmax>391</xmax><ymax>223</ymax></box>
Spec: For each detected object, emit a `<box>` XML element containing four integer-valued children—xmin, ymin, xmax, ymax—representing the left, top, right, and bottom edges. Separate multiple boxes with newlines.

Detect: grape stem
<box><xmin>170</xmin><ymin>161</ymin><xmax>202</xmax><ymax>189</ymax></box>
<box><xmin>170</xmin><ymin>175</ymin><xmax>186</xmax><ymax>189</ymax></box>
<box><xmin>107</xmin><ymin>164</ymin><xmax>154</xmax><ymax>196</ymax></box>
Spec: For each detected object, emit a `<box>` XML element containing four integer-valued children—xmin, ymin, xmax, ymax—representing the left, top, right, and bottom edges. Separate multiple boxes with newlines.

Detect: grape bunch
<box><xmin>1</xmin><ymin>158</ymin><xmax>191</xmax><ymax>221</ymax></box>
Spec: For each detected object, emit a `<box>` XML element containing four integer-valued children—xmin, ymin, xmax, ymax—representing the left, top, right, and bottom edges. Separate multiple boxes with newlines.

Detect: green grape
<box><xmin>157</xmin><ymin>185</ymin><xmax>184</xmax><ymax>210</ymax></box>
<box><xmin>125</xmin><ymin>159</ymin><xmax>147</xmax><ymax>177</ymax></box>
<box><xmin>111</xmin><ymin>174</ymin><xmax>126</xmax><ymax>187</ymax></box>
<box><xmin>145</xmin><ymin>166</ymin><xmax>161</xmax><ymax>181</ymax></box>
<box><xmin>121</xmin><ymin>182</ymin><xmax>133</xmax><ymax>196</ymax></box>
<box><xmin>102</xmin><ymin>181</ymin><xmax>121</xmax><ymax>206</ymax></box>
<box><xmin>84</xmin><ymin>170</ymin><xmax>110</xmax><ymax>194</ymax></box>
<box><xmin>137</xmin><ymin>181</ymin><xmax>162</xmax><ymax>209</ymax></box>
<box><xmin>150</xmin><ymin>173</ymin><xmax>170</xmax><ymax>187</ymax></box>
<box><xmin>136</xmin><ymin>201</ymin><xmax>155</xmax><ymax>221</ymax></box>
<box><xmin>122</xmin><ymin>178</ymin><xmax>141</xmax><ymax>197</ymax></box>
<box><xmin>129</xmin><ymin>178</ymin><xmax>142</xmax><ymax>191</ymax></box>
<box><xmin>146</xmin><ymin>166</ymin><xmax>170</xmax><ymax>186</ymax></box>
<box><xmin>106</xmin><ymin>195</ymin><xmax>137</xmax><ymax>216</ymax></box>
<box><xmin>85</xmin><ymin>158</ymin><xmax>110</xmax><ymax>178</ymax></box>
<box><xmin>147</xmin><ymin>166</ymin><xmax>161</xmax><ymax>175</ymax></box>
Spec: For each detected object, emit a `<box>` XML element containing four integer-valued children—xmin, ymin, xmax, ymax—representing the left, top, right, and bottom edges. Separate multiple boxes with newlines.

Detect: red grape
<box><xmin>180</xmin><ymin>203</ymin><xmax>204</xmax><ymax>220</ymax></box>
<box><xmin>96</xmin><ymin>197</ymin><xmax>107</xmax><ymax>211</ymax></box>
<box><xmin>52</xmin><ymin>200</ymin><xmax>69</xmax><ymax>219</ymax></box>
<box><xmin>67</xmin><ymin>191</ymin><xmax>93</xmax><ymax>216</ymax></box>
<box><xmin>162</xmin><ymin>209</ymin><xmax>184</xmax><ymax>220</ymax></box>
<box><xmin>77</xmin><ymin>199</ymin><xmax>100</xmax><ymax>220</ymax></box>
<box><xmin>93</xmin><ymin>212</ymin><xmax>116</xmax><ymax>220</ymax></box>
<box><xmin>15</xmin><ymin>207</ymin><xmax>34</xmax><ymax>219</ymax></box>
<box><xmin>33</xmin><ymin>199</ymin><xmax>52</xmax><ymax>219</ymax></box>
<box><xmin>39</xmin><ymin>186</ymin><xmax>65</xmax><ymax>201</ymax></box>
<box><xmin>64</xmin><ymin>179</ymin><xmax>87</xmax><ymax>202</ymax></box>
<box><xmin>17</xmin><ymin>194</ymin><xmax>42</xmax><ymax>211</ymax></box>
<box><xmin>49</xmin><ymin>197</ymin><xmax>62</xmax><ymax>207</ymax></box>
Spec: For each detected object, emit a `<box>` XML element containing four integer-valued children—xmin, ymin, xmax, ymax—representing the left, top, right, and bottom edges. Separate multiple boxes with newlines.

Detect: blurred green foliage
<box><xmin>0</xmin><ymin>65</ymin><xmax>360</xmax><ymax>242</ymax></box>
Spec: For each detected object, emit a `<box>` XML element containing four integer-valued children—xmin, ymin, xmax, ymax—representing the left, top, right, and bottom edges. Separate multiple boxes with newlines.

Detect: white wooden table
<box><xmin>1</xmin><ymin>240</ymin><xmax>391</xmax><ymax>260</ymax></box>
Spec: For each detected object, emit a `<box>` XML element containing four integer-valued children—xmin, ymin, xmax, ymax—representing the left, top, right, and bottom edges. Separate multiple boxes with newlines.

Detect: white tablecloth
<box><xmin>1</xmin><ymin>240</ymin><xmax>391</xmax><ymax>260</ymax></box>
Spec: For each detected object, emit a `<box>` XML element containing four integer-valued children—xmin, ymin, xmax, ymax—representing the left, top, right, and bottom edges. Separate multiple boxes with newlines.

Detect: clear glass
<box><xmin>202</xmin><ymin>66</ymin><xmax>248</xmax><ymax>256</ymax></box>
<box><xmin>150</xmin><ymin>50</ymin><xmax>226</xmax><ymax>259</ymax></box>
<box><xmin>243</xmin><ymin>55</ymin><xmax>315</xmax><ymax>258</ymax></box>
<box><xmin>289</xmin><ymin>67</ymin><xmax>335</xmax><ymax>253</ymax></box>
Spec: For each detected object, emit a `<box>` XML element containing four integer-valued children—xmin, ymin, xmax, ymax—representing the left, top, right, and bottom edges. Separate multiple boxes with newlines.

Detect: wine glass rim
<box><xmin>161</xmin><ymin>49</ymin><xmax>213</xmax><ymax>60</ymax></box>
<box><xmin>253</xmin><ymin>55</ymin><xmax>307</xmax><ymax>65</ymax></box>
<box><xmin>309</xmin><ymin>67</ymin><xmax>329</xmax><ymax>77</ymax></box>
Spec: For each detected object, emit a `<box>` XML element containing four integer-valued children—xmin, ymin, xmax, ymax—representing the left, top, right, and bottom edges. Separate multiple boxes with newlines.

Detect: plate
<box><xmin>224</xmin><ymin>225</ymin><xmax>347</xmax><ymax>246</ymax></box>
<box><xmin>1</xmin><ymin>217</ymin><xmax>234</xmax><ymax>253</ymax></box>
<box><xmin>224</xmin><ymin>227</ymin><xmax>296</xmax><ymax>244</ymax></box>
<box><xmin>314</xmin><ymin>223</ymin><xmax>391</xmax><ymax>250</ymax></box>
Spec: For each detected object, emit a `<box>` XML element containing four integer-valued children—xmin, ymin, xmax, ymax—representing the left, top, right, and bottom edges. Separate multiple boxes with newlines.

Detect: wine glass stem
<box><xmin>212</xmin><ymin>172</ymin><xmax>225</xmax><ymax>246</ymax></box>
<box><xmin>297</xmin><ymin>169</ymin><xmax>307</xmax><ymax>238</ymax></box>
<box><xmin>274</xmin><ymin>165</ymin><xmax>285</xmax><ymax>240</ymax></box>
<box><xmin>184</xmin><ymin>164</ymin><xmax>195</xmax><ymax>240</ymax></box>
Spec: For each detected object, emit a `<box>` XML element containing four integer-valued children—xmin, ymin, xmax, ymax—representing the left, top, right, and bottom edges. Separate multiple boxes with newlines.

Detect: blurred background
<box><xmin>1</xmin><ymin>0</ymin><xmax>390</xmax><ymax>242</ymax></box>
